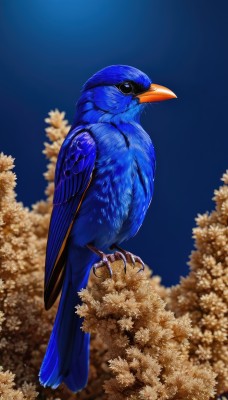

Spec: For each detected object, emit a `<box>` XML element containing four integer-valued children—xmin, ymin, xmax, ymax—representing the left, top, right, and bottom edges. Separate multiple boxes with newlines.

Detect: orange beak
<box><xmin>137</xmin><ymin>83</ymin><xmax>177</xmax><ymax>103</ymax></box>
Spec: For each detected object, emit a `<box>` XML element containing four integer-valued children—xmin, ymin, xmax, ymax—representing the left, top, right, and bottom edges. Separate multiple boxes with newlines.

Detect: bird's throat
<box><xmin>73</xmin><ymin>99</ymin><xmax>144</xmax><ymax>125</ymax></box>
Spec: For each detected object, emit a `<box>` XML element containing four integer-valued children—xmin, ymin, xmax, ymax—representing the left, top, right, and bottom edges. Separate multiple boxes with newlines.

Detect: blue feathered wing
<box><xmin>44</xmin><ymin>128</ymin><xmax>96</xmax><ymax>310</ymax></box>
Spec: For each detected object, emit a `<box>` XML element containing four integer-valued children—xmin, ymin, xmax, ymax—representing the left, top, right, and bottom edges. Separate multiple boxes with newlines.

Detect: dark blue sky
<box><xmin>1</xmin><ymin>0</ymin><xmax>227</xmax><ymax>286</ymax></box>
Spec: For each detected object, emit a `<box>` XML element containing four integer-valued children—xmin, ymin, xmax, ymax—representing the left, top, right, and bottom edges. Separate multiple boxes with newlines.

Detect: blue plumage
<box><xmin>39</xmin><ymin>65</ymin><xmax>176</xmax><ymax>392</ymax></box>
<box><xmin>44</xmin><ymin>129</ymin><xmax>96</xmax><ymax>309</ymax></box>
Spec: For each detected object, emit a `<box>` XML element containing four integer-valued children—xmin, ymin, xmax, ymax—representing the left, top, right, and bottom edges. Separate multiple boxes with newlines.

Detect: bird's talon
<box><xmin>89</xmin><ymin>244</ymin><xmax>144</xmax><ymax>278</ymax></box>
<box><xmin>93</xmin><ymin>263</ymin><xmax>103</xmax><ymax>278</ymax></box>
<box><xmin>136</xmin><ymin>257</ymin><xmax>145</xmax><ymax>273</ymax></box>
<box><xmin>115</xmin><ymin>251</ymin><xmax>127</xmax><ymax>273</ymax></box>
<box><xmin>125</xmin><ymin>252</ymin><xmax>136</xmax><ymax>266</ymax></box>
<box><xmin>110</xmin><ymin>245</ymin><xmax>145</xmax><ymax>273</ymax></box>
<box><xmin>92</xmin><ymin>257</ymin><xmax>113</xmax><ymax>278</ymax></box>
<box><xmin>108</xmin><ymin>263</ymin><xmax>113</xmax><ymax>275</ymax></box>
<box><xmin>92</xmin><ymin>251</ymin><xmax>127</xmax><ymax>278</ymax></box>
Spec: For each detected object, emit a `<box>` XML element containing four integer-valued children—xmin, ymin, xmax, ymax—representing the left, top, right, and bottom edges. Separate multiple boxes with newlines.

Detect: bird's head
<box><xmin>74</xmin><ymin>65</ymin><xmax>176</xmax><ymax>125</ymax></box>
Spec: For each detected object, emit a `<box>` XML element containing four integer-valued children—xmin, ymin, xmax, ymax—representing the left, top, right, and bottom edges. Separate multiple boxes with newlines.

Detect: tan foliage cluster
<box><xmin>0</xmin><ymin>112</ymin><xmax>71</xmax><ymax>400</ymax></box>
<box><xmin>0</xmin><ymin>367</ymin><xmax>38</xmax><ymax>400</ymax></box>
<box><xmin>0</xmin><ymin>154</ymin><xmax>41</xmax><ymax>399</ymax></box>
<box><xmin>169</xmin><ymin>171</ymin><xmax>228</xmax><ymax>395</ymax></box>
<box><xmin>0</xmin><ymin>109</ymin><xmax>226</xmax><ymax>399</ymax></box>
<box><xmin>77</xmin><ymin>262</ymin><xmax>215</xmax><ymax>400</ymax></box>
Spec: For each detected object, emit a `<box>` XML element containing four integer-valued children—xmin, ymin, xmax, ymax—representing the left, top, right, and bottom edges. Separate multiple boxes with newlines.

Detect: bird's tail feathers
<box><xmin>39</xmin><ymin>249</ymin><xmax>94</xmax><ymax>392</ymax></box>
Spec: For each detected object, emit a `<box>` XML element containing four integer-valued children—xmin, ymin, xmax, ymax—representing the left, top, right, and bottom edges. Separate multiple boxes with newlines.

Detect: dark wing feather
<box><xmin>44</xmin><ymin>129</ymin><xmax>96</xmax><ymax>310</ymax></box>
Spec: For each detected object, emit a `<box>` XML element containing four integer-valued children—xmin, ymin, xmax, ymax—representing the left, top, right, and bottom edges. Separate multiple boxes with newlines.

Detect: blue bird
<box><xmin>39</xmin><ymin>65</ymin><xmax>176</xmax><ymax>392</ymax></box>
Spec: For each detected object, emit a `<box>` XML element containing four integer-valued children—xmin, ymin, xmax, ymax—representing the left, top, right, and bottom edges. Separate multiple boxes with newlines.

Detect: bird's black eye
<box><xmin>116</xmin><ymin>81</ymin><xmax>144</xmax><ymax>95</ymax></box>
<box><xmin>117</xmin><ymin>81</ymin><xmax>134</xmax><ymax>94</ymax></box>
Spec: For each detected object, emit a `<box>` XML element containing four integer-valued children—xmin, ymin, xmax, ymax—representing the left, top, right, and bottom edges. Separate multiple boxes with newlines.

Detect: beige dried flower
<box><xmin>77</xmin><ymin>261</ymin><xmax>216</xmax><ymax>400</ymax></box>
<box><xmin>0</xmin><ymin>112</ymin><xmax>70</xmax><ymax>399</ymax></box>
<box><xmin>169</xmin><ymin>171</ymin><xmax>228</xmax><ymax>395</ymax></box>
<box><xmin>0</xmin><ymin>153</ymin><xmax>43</xmax><ymax>396</ymax></box>
<box><xmin>0</xmin><ymin>367</ymin><xmax>38</xmax><ymax>400</ymax></box>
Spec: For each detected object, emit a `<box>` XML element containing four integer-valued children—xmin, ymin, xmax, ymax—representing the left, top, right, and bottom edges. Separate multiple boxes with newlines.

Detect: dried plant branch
<box><xmin>77</xmin><ymin>261</ymin><xmax>216</xmax><ymax>400</ymax></box>
<box><xmin>169</xmin><ymin>171</ymin><xmax>228</xmax><ymax>395</ymax></box>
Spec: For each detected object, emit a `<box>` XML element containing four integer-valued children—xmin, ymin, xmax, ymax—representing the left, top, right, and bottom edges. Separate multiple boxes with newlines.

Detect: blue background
<box><xmin>1</xmin><ymin>0</ymin><xmax>227</xmax><ymax>286</ymax></box>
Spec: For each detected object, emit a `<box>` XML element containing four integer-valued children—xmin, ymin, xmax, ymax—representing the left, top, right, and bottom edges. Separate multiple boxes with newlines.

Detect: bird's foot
<box><xmin>111</xmin><ymin>245</ymin><xmax>145</xmax><ymax>273</ymax></box>
<box><xmin>92</xmin><ymin>252</ymin><xmax>127</xmax><ymax>278</ymax></box>
<box><xmin>87</xmin><ymin>244</ymin><xmax>127</xmax><ymax>278</ymax></box>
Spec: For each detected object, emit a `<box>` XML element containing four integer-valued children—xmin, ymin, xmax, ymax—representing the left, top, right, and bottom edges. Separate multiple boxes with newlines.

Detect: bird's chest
<box><xmin>76</xmin><ymin>123</ymin><xmax>155</xmax><ymax>246</ymax></box>
<box><xmin>84</xmin><ymin>129</ymin><xmax>134</xmax><ymax>227</ymax></box>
